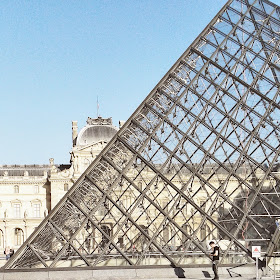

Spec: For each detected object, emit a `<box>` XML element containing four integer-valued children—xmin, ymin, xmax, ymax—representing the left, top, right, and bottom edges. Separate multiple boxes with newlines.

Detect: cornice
<box><xmin>48</xmin><ymin>178</ymin><xmax>72</xmax><ymax>183</ymax></box>
<box><xmin>0</xmin><ymin>179</ymin><xmax>48</xmax><ymax>185</ymax></box>
<box><xmin>0</xmin><ymin>218</ymin><xmax>43</xmax><ymax>223</ymax></box>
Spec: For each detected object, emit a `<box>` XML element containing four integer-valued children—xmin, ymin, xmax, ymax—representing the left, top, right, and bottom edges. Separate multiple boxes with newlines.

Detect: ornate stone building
<box><xmin>0</xmin><ymin>116</ymin><xmax>119</xmax><ymax>253</ymax></box>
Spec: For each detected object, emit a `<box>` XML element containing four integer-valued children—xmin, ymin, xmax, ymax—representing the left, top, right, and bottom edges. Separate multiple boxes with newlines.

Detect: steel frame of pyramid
<box><xmin>4</xmin><ymin>0</ymin><xmax>280</xmax><ymax>269</ymax></box>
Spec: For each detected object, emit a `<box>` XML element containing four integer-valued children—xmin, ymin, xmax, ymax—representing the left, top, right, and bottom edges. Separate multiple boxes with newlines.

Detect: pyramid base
<box><xmin>0</xmin><ymin>264</ymin><xmax>256</xmax><ymax>280</ymax></box>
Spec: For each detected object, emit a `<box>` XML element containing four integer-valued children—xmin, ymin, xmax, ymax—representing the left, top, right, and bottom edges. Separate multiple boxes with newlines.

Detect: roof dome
<box><xmin>76</xmin><ymin>117</ymin><xmax>118</xmax><ymax>146</ymax></box>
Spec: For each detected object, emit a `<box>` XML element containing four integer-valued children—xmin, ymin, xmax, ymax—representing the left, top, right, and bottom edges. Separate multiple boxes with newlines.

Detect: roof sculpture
<box><xmin>4</xmin><ymin>0</ymin><xmax>280</xmax><ymax>269</ymax></box>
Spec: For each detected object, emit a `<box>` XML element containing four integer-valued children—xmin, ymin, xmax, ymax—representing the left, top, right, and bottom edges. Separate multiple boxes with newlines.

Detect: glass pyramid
<box><xmin>5</xmin><ymin>0</ymin><xmax>280</xmax><ymax>269</ymax></box>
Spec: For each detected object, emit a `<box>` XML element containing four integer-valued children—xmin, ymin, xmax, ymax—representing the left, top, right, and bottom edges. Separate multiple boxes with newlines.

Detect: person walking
<box><xmin>209</xmin><ymin>241</ymin><xmax>219</xmax><ymax>280</ymax></box>
<box><xmin>4</xmin><ymin>246</ymin><xmax>11</xmax><ymax>260</ymax></box>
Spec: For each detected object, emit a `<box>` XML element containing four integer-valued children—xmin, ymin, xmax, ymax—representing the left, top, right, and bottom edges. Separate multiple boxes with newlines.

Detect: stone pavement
<box><xmin>0</xmin><ymin>265</ymin><xmax>262</xmax><ymax>280</ymax></box>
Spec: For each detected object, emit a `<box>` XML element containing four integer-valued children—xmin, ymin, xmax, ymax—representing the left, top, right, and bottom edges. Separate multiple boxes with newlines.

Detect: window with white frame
<box><xmin>14</xmin><ymin>228</ymin><xmax>24</xmax><ymax>246</ymax></box>
<box><xmin>13</xmin><ymin>203</ymin><xmax>21</xmax><ymax>218</ymax></box>
<box><xmin>33</xmin><ymin>203</ymin><xmax>40</xmax><ymax>218</ymax></box>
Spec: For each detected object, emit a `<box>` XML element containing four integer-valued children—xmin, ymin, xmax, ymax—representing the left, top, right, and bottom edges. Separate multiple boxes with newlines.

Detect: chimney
<box><xmin>72</xmin><ymin>121</ymin><xmax>78</xmax><ymax>146</ymax></box>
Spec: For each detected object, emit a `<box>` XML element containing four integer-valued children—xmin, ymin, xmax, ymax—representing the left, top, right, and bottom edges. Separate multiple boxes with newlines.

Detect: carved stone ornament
<box><xmin>86</xmin><ymin>116</ymin><xmax>112</xmax><ymax>126</ymax></box>
<box><xmin>61</xmin><ymin>169</ymin><xmax>70</xmax><ymax>178</ymax></box>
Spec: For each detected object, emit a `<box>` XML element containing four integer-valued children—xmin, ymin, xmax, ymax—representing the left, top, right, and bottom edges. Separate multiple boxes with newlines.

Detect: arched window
<box><xmin>14</xmin><ymin>185</ymin><xmax>19</xmax><ymax>194</ymax></box>
<box><xmin>14</xmin><ymin>228</ymin><xmax>24</xmax><ymax>246</ymax></box>
<box><xmin>34</xmin><ymin>185</ymin><xmax>39</xmax><ymax>194</ymax></box>
<box><xmin>64</xmin><ymin>183</ymin><xmax>69</xmax><ymax>191</ymax></box>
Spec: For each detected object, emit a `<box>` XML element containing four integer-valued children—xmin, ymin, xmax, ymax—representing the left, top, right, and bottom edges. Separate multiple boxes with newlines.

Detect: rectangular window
<box><xmin>14</xmin><ymin>204</ymin><xmax>21</xmax><ymax>218</ymax></box>
<box><xmin>15</xmin><ymin>228</ymin><xmax>24</xmax><ymax>246</ymax></box>
<box><xmin>33</xmin><ymin>203</ymin><xmax>40</xmax><ymax>218</ymax></box>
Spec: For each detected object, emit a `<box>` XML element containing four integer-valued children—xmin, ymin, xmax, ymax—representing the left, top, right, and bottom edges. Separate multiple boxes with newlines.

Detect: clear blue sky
<box><xmin>1</xmin><ymin>0</ymin><xmax>278</xmax><ymax>165</ymax></box>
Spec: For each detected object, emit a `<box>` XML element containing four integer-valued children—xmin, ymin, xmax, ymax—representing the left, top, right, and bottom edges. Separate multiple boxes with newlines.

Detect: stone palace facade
<box><xmin>0</xmin><ymin>116</ymin><xmax>120</xmax><ymax>253</ymax></box>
